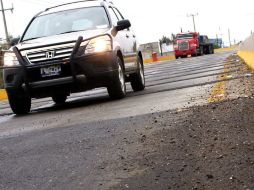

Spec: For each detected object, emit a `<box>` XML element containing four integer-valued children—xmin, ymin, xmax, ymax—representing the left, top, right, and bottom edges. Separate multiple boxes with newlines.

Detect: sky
<box><xmin>1</xmin><ymin>0</ymin><xmax>254</xmax><ymax>45</ymax></box>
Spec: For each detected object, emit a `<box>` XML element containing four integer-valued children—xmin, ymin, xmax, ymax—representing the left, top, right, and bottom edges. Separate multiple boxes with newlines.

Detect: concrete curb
<box><xmin>0</xmin><ymin>89</ymin><xmax>7</xmax><ymax>101</ymax></box>
<box><xmin>237</xmin><ymin>50</ymin><xmax>254</xmax><ymax>70</ymax></box>
<box><xmin>144</xmin><ymin>55</ymin><xmax>175</xmax><ymax>64</ymax></box>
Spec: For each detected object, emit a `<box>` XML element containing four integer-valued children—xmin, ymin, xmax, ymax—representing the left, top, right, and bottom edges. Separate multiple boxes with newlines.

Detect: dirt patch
<box><xmin>110</xmin><ymin>97</ymin><xmax>254</xmax><ymax>190</ymax></box>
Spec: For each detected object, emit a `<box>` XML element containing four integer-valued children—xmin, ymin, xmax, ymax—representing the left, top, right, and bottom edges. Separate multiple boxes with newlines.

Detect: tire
<box><xmin>52</xmin><ymin>94</ymin><xmax>67</xmax><ymax>104</ymax></box>
<box><xmin>175</xmin><ymin>55</ymin><xmax>179</xmax><ymax>59</ymax></box>
<box><xmin>198</xmin><ymin>46</ymin><xmax>204</xmax><ymax>56</ymax></box>
<box><xmin>211</xmin><ymin>46</ymin><xmax>215</xmax><ymax>54</ymax></box>
<box><xmin>208</xmin><ymin>46</ymin><xmax>213</xmax><ymax>54</ymax></box>
<box><xmin>130</xmin><ymin>57</ymin><xmax>145</xmax><ymax>92</ymax></box>
<box><xmin>8</xmin><ymin>95</ymin><xmax>31</xmax><ymax>115</ymax></box>
<box><xmin>107</xmin><ymin>56</ymin><xmax>126</xmax><ymax>100</ymax></box>
<box><xmin>181</xmin><ymin>55</ymin><xmax>187</xmax><ymax>58</ymax></box>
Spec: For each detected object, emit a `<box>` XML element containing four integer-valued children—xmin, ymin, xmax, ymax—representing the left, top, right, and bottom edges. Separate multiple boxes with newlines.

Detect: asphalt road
<box><xmin>1</xmin><ymin>51</ymin><xmax>254</xmax><ymax>190</ymax></box>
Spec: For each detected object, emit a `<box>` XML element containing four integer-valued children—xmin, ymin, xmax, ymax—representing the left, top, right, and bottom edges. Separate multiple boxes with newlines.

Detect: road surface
<box><xmin>1</xmin><ymin>51</ymin><xmax>254</xmax><ymax>190</ymax></box>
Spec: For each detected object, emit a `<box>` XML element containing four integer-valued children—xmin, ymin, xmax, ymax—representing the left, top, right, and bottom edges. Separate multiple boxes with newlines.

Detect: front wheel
<box><xmin>8</xmin><ymin>95</ymin><xmax>31</xmax><ymax>115</ymax></box>
<box><xmin>130</xmin><ymin>57</ymin><xmax>145</xmax><ymax>92</ymax></box>
<box><xmin>107</xmin><ymin>56</ymin><xmax>126</xmax><ymax>100</ymax></box>
<box><xmin>52</xmin><ymin>94</ymin><xmax>67</xmax><ymax>104</ymax></box>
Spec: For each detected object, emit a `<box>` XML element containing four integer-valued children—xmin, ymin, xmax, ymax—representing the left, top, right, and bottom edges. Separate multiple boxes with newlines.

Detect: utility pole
<box><xmin>228</xmin><ymin>28</ymin><xmax>231</xmax><ymax>47</ymax></box>
<box><xmin>187</xmin><ymin>13</ymin><xmax>198</xmax><ymax>32</ymax></box>
<box><xmin>0</xmin><ymin>0</ymin><xmax>14</xmax><ymax>46</ymax></box>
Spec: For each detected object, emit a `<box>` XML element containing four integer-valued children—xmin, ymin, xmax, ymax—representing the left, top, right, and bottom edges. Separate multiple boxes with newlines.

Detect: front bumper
<box><xmin>175</xmin><ymin>48</ymin><xmax>197</xmax><ymax>56</ymax></box>
<box><xmin>3</xmin><ymin>37</ymin><xmax>118</xmax><ymax>98</ymax></box>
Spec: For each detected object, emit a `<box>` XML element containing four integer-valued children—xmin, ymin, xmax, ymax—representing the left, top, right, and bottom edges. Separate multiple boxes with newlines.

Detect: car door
<box><xmin>112</xmin><ymin>7</ymin><xmax>137</xmax><ymax>71</ymax></box>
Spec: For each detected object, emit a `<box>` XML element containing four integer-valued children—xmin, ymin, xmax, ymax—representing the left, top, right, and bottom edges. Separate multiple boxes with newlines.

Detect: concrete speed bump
<box><xmin>0</xmin><ymin>89</ymin><xmax>7</xmax><ymax>100</ymax></box>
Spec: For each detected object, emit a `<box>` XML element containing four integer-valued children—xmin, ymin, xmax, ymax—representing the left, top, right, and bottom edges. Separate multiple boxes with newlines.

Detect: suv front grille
<box><xmin>179</xmin><ymin>41</ymin><xmax>189</xmax><ymax>50</ymax></box>
<box><xmin>27</xmin><ymin>47</ymin><xmax>73</xmax><ymax>64</ymax></box>
<box><xmin>21</xmin><ymin>42</ymin><xmax>76</xmax><ymax>64</ymax></box>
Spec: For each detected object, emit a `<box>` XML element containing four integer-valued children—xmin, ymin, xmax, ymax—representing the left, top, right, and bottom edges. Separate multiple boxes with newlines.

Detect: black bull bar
<box><xmin>0</xmin><ymin>36</ymin><xmax>84</xmax><ymax>94</ymax></box>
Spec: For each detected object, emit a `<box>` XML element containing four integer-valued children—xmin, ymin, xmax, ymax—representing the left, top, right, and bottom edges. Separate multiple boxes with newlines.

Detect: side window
<box><xmin>108</xmin><ymin>7</ymin><xmax>119</xmax><ymax>26</ymax></box>
<box><xmin>113</xmin><ymin>8</ymin><xmax>124</xmax><ymax>20</ymax></box>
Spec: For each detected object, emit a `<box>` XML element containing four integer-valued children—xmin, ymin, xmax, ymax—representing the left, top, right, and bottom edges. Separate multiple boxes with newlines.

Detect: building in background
<box><xmin>140</xmin><ymin>41</ymin><xmax>174</xmax><ymax>59</ymax></box>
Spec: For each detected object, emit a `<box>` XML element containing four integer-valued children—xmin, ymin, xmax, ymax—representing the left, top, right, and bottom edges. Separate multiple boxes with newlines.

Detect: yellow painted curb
<box><xmin>144</xmin><ymin>55</ymin><xmax>175</xmax><ymax>64</ymax></box>
<box><xmin>215</xmin><ymin>46</ymin><xmax>236</xmax><ymax>53</ymax></box>
<box><xmin>0</xmin><ymin>89</ymin><xmax>7</xmax><ymax>100</ymax></box>
<box><xmin>237</xmin><ymin>50</ymin><xmax>254</xmax><ymax>70</ymax></box>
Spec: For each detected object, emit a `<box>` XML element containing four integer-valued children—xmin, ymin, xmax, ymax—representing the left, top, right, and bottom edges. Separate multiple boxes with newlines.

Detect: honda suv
<box><xmin>3</xmin><ymin>0</ymin><xmax>145</xmax><ymax>115</ymax></box>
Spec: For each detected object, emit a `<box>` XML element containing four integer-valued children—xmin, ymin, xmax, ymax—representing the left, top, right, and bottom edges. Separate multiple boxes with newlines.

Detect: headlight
<box><xmin>4</xmin><ymin>52</ymin><xmax>19</xmax><ymax>67</ymax></box>
<box><xmin>84</xmin><ymin>35</ymin><xmax>112</xmax><ymax>55</ymax></box>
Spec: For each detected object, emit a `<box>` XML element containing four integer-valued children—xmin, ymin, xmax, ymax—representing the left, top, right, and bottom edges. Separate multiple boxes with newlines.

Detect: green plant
<box><xmin>213</xmin><ymin>44</ymin><xmax>221</xmax><ymax>49</ymax></box>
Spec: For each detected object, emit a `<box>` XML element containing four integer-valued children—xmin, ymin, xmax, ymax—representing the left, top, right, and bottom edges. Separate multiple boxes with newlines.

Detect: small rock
<box><xmin>207</xmin><ymin>174</ymin><xmax>214</xmax><ymax>179</ymax></box>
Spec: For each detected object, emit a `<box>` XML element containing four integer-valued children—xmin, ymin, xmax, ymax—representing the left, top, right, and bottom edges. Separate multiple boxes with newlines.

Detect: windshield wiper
<box><xmin>22</xmin><ymin>37</ymin><xmax>43</xmax><ymax>42</ymax></box>
<box><xmin>58</xmin><ymin>30</ymin><xmax>84</xmax><ymax>35</ymax></box>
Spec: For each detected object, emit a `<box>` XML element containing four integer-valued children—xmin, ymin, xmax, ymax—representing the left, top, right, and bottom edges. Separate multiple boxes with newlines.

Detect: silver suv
<box><xmin>3</xmin><ymin>0</ymin><xmax>145</xmax><ymax>115</ymax></box>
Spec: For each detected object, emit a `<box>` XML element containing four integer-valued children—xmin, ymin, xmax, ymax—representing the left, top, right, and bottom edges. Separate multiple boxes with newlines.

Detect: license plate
<box><xmin>40</xmin><ymin>65</ymin><xmax>61</xmax><ymax>77</ymax></box>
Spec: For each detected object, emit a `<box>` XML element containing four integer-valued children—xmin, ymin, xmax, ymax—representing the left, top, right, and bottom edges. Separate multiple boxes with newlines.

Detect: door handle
<box><xmin>126</xmin><ymin>34</ymin><xmax>129</xmax><ymax>38</ymax></box>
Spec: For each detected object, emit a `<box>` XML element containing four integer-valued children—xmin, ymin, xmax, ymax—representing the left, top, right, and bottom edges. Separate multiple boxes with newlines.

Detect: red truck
<box><xmin>174</xmin><ymin>32</ymin><xmax>214</xmax><ymax>59</ymax></box>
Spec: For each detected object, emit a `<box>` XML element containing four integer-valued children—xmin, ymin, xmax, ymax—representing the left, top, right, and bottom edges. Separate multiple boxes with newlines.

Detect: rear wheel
<box><xmin>52</xmin><ymin>94</ymin><xmax>67</xmax><ymax>104</ymax></box>
<box><xmin>130</xmin><ymin>57</ymin><xmax>145</xmax><ymax>92</ymax></box>
<box><xmin>208</xmin><ymin>46</ymin><xmax>213</xmax><ymax>54</ymax></box>
<box><xmin>107</xmin><ymin>56</ymin><xmax>126</xmax><ymax>99</ymax></box>
<box><xmin>211</xmin><ymin>46</ymin><xmax>215</xmax><ymax>54</ymax></box>
<box><xmin>198</xmin><ymin>46</ymin><xmax>204</xmax><ymax>56</ymax></box>
<box><xmin>8</xmin><ymin>95</ymin><xmax>31</xmax><ymax>115</ymax></box>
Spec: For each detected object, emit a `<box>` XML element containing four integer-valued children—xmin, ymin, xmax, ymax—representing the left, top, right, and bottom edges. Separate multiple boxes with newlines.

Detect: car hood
<box><xmin>16</xmin><ymin>28</ymin><xmax>110</xmax><ymax>50</ymax></box>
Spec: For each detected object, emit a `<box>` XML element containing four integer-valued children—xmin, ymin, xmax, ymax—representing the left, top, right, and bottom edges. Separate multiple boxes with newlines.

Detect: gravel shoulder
<box><xmin>110</xmin><ymin>55</ymin><xmax>254</xmax><ymax>190</ymax></box>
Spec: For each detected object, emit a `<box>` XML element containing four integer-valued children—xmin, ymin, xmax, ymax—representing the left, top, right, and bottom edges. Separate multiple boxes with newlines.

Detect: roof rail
<box><xmin>45</xmin><ymin>0</ymin><xmax>113</xmax><ymax>11</ymax></box>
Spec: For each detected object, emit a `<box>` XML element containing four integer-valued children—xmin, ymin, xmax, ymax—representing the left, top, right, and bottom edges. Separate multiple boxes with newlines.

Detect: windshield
<box><xmin>177</xmin><ymin>34</ymin><xmax>194</xmax><ymax>39</ymax></box>
<box><xmin>22</xmin><ymin>7</ymin><xmax>110</xmax><ymax>41</ymax></box>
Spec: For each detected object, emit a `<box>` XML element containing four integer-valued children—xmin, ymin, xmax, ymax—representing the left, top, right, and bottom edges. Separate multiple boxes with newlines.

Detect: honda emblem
<box><xmin>45</xmin><ymin>51</ymin><xmax>55</xmax><ymax>59</ymax></box>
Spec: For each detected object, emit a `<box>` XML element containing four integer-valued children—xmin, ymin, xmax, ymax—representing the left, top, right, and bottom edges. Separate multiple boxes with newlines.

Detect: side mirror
<box><xmin>116</xmin><ymin>19</ymin><xmax>131</xmax><ymax>31</ymax></box>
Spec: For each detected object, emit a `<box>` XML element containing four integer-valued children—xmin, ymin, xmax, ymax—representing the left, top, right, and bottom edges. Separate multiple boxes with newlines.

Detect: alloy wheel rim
<box><xmin>139</xmin><ymin>62</ymin><xmax>145</xmax><ymax>85</ymax></box>
<box><xmin>118</xmin><ymin>62</ymin><xmax>125</xmax><ymax>92</ymax></box>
